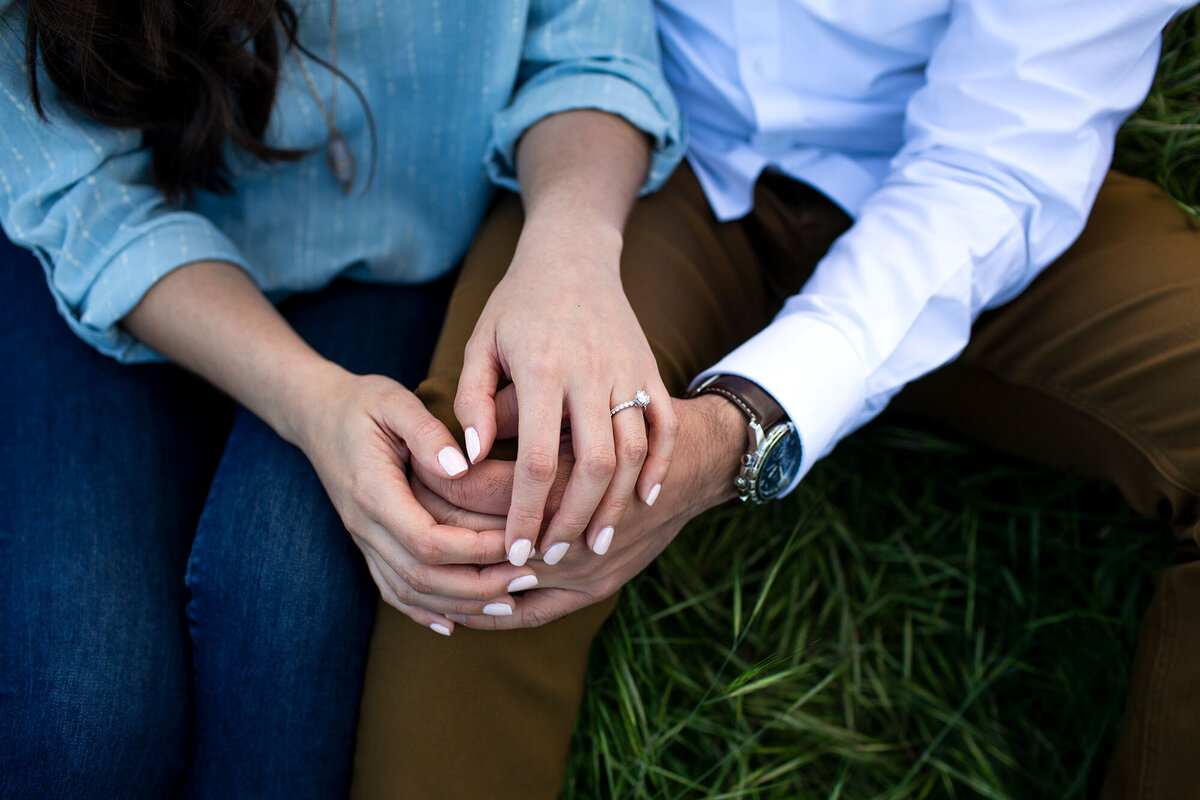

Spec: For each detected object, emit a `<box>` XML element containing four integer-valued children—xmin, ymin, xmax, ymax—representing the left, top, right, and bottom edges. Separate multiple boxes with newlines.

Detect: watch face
<box><xmin>756</xmin><ymin>425</ymin><xmax>802</xmax><ymax>500</ymax></box>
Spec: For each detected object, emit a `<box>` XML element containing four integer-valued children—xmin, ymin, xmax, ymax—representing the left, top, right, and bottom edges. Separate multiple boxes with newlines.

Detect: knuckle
<box><xmin>469</xmin><ymin>578</ymin><xmax>496</xmax><ymax>602</ymax></box>
<box><xmin>454</xmin><ymin>387</ymin><xmax>484</xmax><ymax>416</ymax></box>
<box><xmin>436</xmin><ymin>505</ymin><xmax>467</xmax><ymax>528</ymax></box>
<box><xmin>606</xmin><ymin>497</ymin><xmax>628</xmax><ymax>521</ymax></box>
<box><xmin>522</xmin><ymin>358</ymin><xmax>557</xmax><ymax>384</ymax></box>
<box><xmin>411</xmin><ymin>415</ymin><xmax>446</xmax><ymax>446</ymax></box>
<box><xmin>462</xmin><ymin>335</ymin><xmax>487</xmax><ymax>360</ymax></box>
<box><xmin>554</xmin><ymin>513</ymin><xmax>590</xmax><ymax>536</ymax></box>
<box><xmin>346</xmin><ymin>478</ymin><xmax>372</xmax><ymax>511</ymax></box>
<box><xmin>404</xmin><ymin>565</ymin><xmax>434</xmax><ymax>596</ymax></box>
<box><xmin>619</xmin><ymin>436</ymin><xmax>648</xmax><ymax>465</ymax></box>
<box><xmin>411</xmin><ymin>535</ymin><xmax>444</xmax><ymax>565</ymax></box>
<box><xmin>468</xmin><ymin>535</ymin><xmax>497</xmax><ymax>565</ymax></box>
<box><xmin>520</xmin><ymin>451</ymin><xmax>558</xmax><ymax>485</ymax></box>
<box><xmin>452</xmin><ymin>393</ymin><xmax>472</xmax><ymax>418</ymax></box>
<box><xmin>341</xmin><ymin>513</ymin><xmax>368</xmax><ymax>539</ymax></box>
<box><xmin>511</xmin><ymin>506</ymin><xmax>545</xmax><ymax>531</ymax></box>
<box><xmin>579</xmin><ymin>446</ymin><xmax>617</xmax><ymax>481</ymax></box>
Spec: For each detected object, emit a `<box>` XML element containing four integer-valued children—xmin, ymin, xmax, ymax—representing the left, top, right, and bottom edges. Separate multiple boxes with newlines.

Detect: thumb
<box><xmin>382</xmin><ymin>390</ymin><xmax>470</xmax><ymax>480</ymax></box>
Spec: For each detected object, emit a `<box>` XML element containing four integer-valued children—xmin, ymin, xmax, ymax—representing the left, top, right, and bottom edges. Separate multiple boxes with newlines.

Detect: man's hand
<box><xmin>410</xmin><ymin>394</ymin><xmax>747</xmax><ymax>629</ymax></box>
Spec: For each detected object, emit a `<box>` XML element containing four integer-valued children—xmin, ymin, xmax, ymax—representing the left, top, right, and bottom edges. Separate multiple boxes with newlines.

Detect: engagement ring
<box><xmin>610</xmin><ymin>390</ymin><xmax>651</xmax><ymax>417</ymax></box>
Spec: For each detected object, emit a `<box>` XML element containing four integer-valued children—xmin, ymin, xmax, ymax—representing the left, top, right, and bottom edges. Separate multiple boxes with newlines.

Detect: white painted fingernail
<box><xmin>544</xmin><ymin>541</ymin><xmax>570</xmax><ymax>565</ymax></box>
<box><xmin>464</xmin><ymin>426</ymin><xmax>481</xmax><ymax>463</ymax></box>
<box><xmin>430</xmin><ymin>622</ymin><xmax>452</xmax><ymax>636</ymax></box>
<box><xmin>508</xmin><ymin>538</ymin><xmax>532</xmax><ymax>567</ymax></box>
<box><xmin>507</xmin><ymin>575</ymin><xmax>538</xmax><ymax>593</ymax></box>
<box><xmin>593</xmin><ymin>526</ymin><xmax>614</xmax><ymax>556</ymax></box>
<box><xmin>483</xmin><ymin>602</ymin><xmax>513</xmax><ymax>616</ymax></box>
<box><xmin>437</xmin><ymin>446</ymin><xmax>468</xmax><ymax>477</ymax></box>
<box><xmin>645</xmin><ymin>483</ymin><xmax>662</xmax><ymax>507</ymax></box>
<box><xmin>449</xmin><ymin>613</ymin><xmax>469</xmax><ymax>624</ymax></box>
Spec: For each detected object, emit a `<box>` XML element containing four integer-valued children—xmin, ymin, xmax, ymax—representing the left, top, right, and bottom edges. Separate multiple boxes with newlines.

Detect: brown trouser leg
<box><xmin>893</xmin><ymin>172</ymin><xmax>1200</xmax><ymax>799</ymax></box>
<box><xmin>353</xmin><ymin>166</ymin><xmax>1200</xmax><ymax>798</ymax></box>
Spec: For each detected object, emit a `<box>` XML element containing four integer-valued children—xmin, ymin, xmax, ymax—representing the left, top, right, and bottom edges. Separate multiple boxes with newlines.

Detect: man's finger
<box><xmin>494</xmin><ymin>383</ymin><xmax>520</xmax><ymax>440</ymax></box>
<box><xmin>411</xmin><ymin>458</ymin><xmax>515</xmax><ymax>517</ymax></box>
<box><xmin>410</xmin><ymin>469</ymin><xmax>508</xmax><ymax>531</ymax></box>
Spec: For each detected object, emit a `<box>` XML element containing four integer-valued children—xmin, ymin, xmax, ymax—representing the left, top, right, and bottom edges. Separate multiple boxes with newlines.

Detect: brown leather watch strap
<box><xmin>690</xmin><ymin>374</ymin><xmax>788</xmax><ymax>430</ymax></box>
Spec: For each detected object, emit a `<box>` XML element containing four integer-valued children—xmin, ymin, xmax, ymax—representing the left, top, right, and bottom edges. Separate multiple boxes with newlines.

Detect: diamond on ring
<box><xmin>611</xmin><ymin>390</ymin><xmax>652</xmax><ymax>417</ymax></box>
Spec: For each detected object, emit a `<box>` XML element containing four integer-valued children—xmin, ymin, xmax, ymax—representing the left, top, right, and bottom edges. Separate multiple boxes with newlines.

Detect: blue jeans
<box><xmin>0</xmin><ymin>235</ymin><xmax>451</xmax><ymax>799</ymax></box>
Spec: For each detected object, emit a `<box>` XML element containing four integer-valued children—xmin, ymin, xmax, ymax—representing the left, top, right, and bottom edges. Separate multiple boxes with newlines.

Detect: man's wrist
<box><xmin>676</xmin><ymin>394</ymin><xmax>747</xmax><ymax>511</ymax></box>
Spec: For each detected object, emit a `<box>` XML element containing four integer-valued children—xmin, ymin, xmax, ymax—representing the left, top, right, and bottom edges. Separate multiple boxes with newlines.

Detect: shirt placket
<box><xmin>733</xmin><ymin>0</ymin><xmax>796</xmax><ymax>147</ymax></box>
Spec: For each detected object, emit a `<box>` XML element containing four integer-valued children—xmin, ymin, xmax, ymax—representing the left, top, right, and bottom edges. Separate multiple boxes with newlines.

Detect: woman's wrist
<box><xmin>512</xmin><ymin>211</ymin><xmax>624</xmax><ymax>278</ymax></box>
<box><xmin>272</xmin><ymin>358</ymin><xmax>358</xmax><ymax>452</ymax></box>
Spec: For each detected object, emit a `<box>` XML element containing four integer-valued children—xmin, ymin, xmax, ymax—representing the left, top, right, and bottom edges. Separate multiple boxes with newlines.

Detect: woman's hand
<box><xmin>453</xmin><ymin>216</ymin><xmax>677</xmax><ymax>570</ymax></box>
<box><xmin>453</xmin><ymin>108</ymin><xmax>677</xmax><ymax>570</ymax></box>
<box><xmin>122</xmin><ymin>259</ymin><xmax>537</xmax><ymax>637</ymax></box>
<box><xmin>291</xmin><ymin>369</ymin><xmax>543</xmax><ymax>633</ymax></box>
<box><xmin>410</xmin><ymin>395</ymin><xmax>744</xmax><ymax>629</ymax></box>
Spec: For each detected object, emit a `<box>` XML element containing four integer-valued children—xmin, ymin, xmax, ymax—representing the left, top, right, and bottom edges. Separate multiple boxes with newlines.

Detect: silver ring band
<box><xmin>611</xmin><ymin>389</ymin><xmax>651</xmax><ymax>417</ymax></box>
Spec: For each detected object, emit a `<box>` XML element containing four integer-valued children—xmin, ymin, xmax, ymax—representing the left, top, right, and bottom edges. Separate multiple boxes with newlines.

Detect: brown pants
<box><xmin>352</xmin><ymin>165</ymin><xmax>1200</xmax><ymax>799</ymax></box>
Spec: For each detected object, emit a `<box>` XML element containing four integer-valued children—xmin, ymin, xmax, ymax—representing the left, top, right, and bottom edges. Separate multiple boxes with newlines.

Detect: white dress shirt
<box><xmin>661</xmin><ymin>0</ymin><xmax>1192</xmax><ymax>493</ymax></box>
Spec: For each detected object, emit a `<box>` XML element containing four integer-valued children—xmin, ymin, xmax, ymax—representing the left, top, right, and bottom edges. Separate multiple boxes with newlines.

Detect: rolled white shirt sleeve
<box><xmin>693</xmin><ymin>0</ymin><xmax>1188</xmax><ymax>494</ymax></box>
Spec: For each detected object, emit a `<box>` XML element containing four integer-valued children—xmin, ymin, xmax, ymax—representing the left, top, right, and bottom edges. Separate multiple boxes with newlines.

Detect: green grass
<box><xmin>566</xmin><ymin>10</ymin><xmax>1200</xmax><ymax>799</ymax></box>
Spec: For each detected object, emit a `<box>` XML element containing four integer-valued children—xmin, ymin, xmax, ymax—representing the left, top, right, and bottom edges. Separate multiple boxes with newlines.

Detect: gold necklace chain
<box><xmin>291</xmin><ymin>0</ymin><xmax>356</xmax><ymax>193</ymax></box>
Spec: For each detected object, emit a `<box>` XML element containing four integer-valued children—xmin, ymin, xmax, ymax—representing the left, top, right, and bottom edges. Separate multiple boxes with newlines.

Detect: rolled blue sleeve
<box><xmin>485</xmin><ymin>0</ymin><xmax>685</xmax><ymax>195</ymax></box>
<box><xmin>0</xmin><ymin>19</ymin><xmax>251</xmax><ymax>363</ymax></box>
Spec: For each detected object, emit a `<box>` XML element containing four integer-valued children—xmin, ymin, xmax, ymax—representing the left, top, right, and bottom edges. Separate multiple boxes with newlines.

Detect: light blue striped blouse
<box><xmin>0</xmin><ymin>0</ymin><xmax>682</xmax><ymax>362</ymax></box>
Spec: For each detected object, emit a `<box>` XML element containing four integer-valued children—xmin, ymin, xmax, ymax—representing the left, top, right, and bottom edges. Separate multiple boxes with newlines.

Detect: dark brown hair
<box><xmin>24</xmin><ymin>1</ymin><xmax>304</xmax><ymax>202</ymax></box>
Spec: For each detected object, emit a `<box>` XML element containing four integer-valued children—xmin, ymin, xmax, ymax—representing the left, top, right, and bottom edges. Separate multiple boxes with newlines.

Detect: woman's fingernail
<box><xmin>508</xmin><ymin>538</ymin><xmax>532</xmax><ymax>567</ymax></box>
<box><xmin>593</xmin><ymin>526</ymin><xmax>614</xmax><ymax>556</ymax></box>
<box><xmin>449</xmin><ymin>613</ymin><xmax>469</xmax><ymax>624</ymax></box>
<box><xmin>507</xmin><ymin>575</ymin><xmax>538</xmax><ymax>593</ymax></box>
<box><xmin>645</xmin><ymin>483</ymin><xmax>662</xmax><ymax>507</ymax></box>
<box><xmin>544</xmin><ymin>542</ymin><xmax>570</xmax><ymax>565</ymax></box>
<box><xmin>430</xmin><ymin>622</ymin><xmax>452</xmax><ymax>636</ymax></box>
<box><xmin>483</xmin><ymin>602</ymin><xmax>513</xmax><ymax>616</ymax></box>
<box><xmin>464</xmin><ymin>426</ymin><xmax>481</xmax><ymax>463</ymax></box>
<box><xmin>437</xmin><ymin>446</ymin><xmax>469</xmax><ymax>477</ymax></box>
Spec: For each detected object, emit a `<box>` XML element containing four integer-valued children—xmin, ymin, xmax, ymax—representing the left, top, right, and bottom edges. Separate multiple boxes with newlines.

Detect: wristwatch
<box><xmin>688</xmin><ymin>374</ymin><xmax>803</xmax><ymax>504</ymax></box>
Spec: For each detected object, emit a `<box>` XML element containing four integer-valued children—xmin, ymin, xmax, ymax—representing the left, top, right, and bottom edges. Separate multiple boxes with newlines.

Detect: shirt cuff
<box><xmin>690</xmin><ymin>314</ymin><xmax>867</xmax><ymax>496</ymax></box>
<box><xmin>485</xmin><ymin>69</ymin><xmax>685</xmax><ymax>196</ymax></box>
<box><xmin>41</xmin><ymin>214</ymin><xmax>251</xmax><ymax>364</ymax></box>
